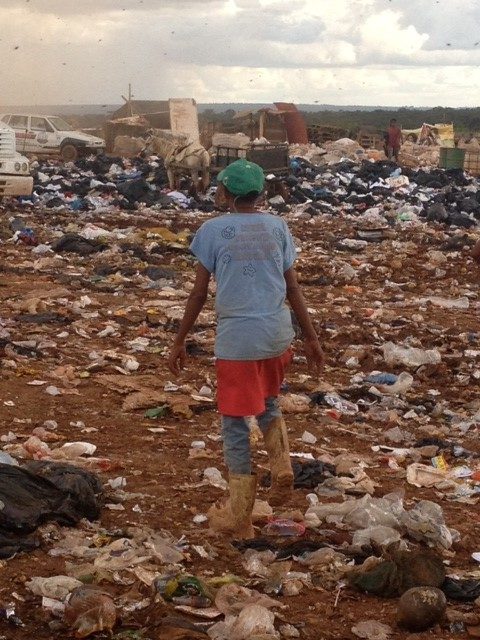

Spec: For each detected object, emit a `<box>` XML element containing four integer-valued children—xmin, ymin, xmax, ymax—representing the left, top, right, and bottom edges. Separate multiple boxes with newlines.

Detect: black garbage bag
<box><xmin>143</xmin><ymin>266</ymin><xmax>178</xmax><ymax>281</ymax></box>
<box><xmin>448</xmin><ymin>212</ymin><xmax>477</xmax><ymax>228</ymax></box>
<box><xmin>117</xmin><ymin>177</ymin><xmax>151</xmax><ymax>203</ymax></box>
<box><xmin>426</xmin><ymin>203</ymin><xmax>449</xmax><ymax>223</ymax></box>
<box><xmin>442</xmin><ymin>234</ymin><xmax>476</xmax><ymax>251</ymax></box>
<box><xmin>52</xmin><ymin>233</ymin><xmax>107</xmax><ymax>256</ymax></box>
<box><xmin>349</xmin><ymin>549</ymin><xmax>446</xmax><ymax>598</ymax></box>
<box><xmin>0</xmin><ymin>462</ymin><xmax>103</xmax><ymax>557</ymax></box>
<box><xmin>16</xmin><ymin>312</ymin><xmax>71</xmax><ymax>325</ymax></box>
<box><xmin>0</xmin><ymin>532</ymin><xmax>39</xmax><ymax>559</ymax></box>
<box><xmin>261</xmin><ymin>460</ymin><xmax>336</xmax><ymax>490</ymax></box>
<box><xmin>24</xmin><ymin>461</ymin><xmax>103</xmax><ymax>521</ymax></box>
<box><xmin>45</xmin><ymin>196</ymin><xmax>66</xmax><ymax>208</ymax></box>
<box><xmin>442</xmin><ymin>577</ymin><xmax>480</xmax><ymax>602</ymax></box>
<box><xmin>232</xmin><ymin>538</ymin><xmax>329</xmax><ymax>559</ymax></box>
<box><xmin>0</xmin><ymin>339</ymin><xmax>41</xmax><ymax>358</ymax></box>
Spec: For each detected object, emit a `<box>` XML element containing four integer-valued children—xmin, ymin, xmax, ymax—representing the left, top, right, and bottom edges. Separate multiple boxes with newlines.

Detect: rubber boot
<box><xmin>207</xmin><ymin>474</ymin><xmax>256</xmax><ymax>539</ymax></box>
<box><xmin>263</xmin><ymin>416</ymin><xmax>294</xmax><ymax>507</ymax></box>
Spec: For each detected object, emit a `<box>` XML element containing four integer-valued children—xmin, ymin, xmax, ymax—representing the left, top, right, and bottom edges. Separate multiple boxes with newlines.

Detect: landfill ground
<box><xmin>0</xmin><ymin>202</ymin><xmax>479</xmax><ymax>640</ymax></box>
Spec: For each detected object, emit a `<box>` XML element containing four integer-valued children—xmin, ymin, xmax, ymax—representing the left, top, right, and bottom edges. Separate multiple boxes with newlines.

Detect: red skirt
<box><xmin>216</xmin><ymin>349</ymin><xmax>292</xmax><ymax>417</ymax></box>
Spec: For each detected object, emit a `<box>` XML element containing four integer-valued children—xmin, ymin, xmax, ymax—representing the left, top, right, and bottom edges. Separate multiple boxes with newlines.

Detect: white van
<box><xmin>0</xmin><ymin>121</ymin><xmax>33</xmax><ymax>197</ymax></box>
<box><xmin>0</xmin><ymin>113</ymin><xmax>105</xmax><ymax>162</ymax></box>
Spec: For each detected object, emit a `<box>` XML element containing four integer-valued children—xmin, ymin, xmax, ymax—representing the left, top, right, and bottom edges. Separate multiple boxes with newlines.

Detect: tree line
<box><xmin>200</xmin><ymin>107</ymin><xmax>480</xmax><ymax>135</ymax></box>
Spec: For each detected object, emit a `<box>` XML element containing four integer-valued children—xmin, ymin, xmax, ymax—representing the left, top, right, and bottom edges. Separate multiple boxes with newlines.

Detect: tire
<box><xmin>61</xmin><ymin>144</ymin><xmax>78</xmax><ymax>162</ymax></box>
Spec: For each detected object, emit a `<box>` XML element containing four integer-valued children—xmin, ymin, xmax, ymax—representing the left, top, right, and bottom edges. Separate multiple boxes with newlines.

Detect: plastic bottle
<box><xmin>171</xmin><ymin>595</ymin><xmax>212</xmax><ymax>608</ymax></box>
<box><xmin>365</xmin><ymin>372</ymin><xmax>398</xmax><ymax>385</ymax></box>
<box><xmin>154</xmin><ymin>574</ymin><xmax>211</xmax><ymax>603</ymax></box>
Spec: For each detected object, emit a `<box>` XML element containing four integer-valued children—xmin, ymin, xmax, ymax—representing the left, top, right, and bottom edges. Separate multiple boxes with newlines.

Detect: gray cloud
<box><xmin>1</xmin><ymin>0</ymin><xmax>479</xmax><ymax>106</ymax></box>
<box><xmin>373</xmin><ymin>0</ymin><xmax>480</xmax><ymax>51</ymax></box>
<box><xmin>0</xmin><ymin>0</ymin><xmax>221</xmax><ymax>16</ymax></box>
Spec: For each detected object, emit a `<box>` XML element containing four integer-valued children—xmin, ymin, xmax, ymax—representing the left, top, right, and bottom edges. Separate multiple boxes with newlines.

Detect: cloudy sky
<box><xmin>1</xmin><ymin>0</ymin><xmax>479</xmax><ymax>107</ymax></box>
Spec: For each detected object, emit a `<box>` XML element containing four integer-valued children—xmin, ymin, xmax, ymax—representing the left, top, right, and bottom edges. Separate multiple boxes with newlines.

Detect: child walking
<box><xmin>168</xmin><ymin>159</ymin><xmax>324</xmax><ymax>539</ymax></box>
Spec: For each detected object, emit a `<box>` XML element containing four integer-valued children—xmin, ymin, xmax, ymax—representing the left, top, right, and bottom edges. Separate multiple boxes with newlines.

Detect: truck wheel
<box><xmin>61</xmin><ymin>144</ymin><xmax>78</xmax><ymax>162</ymax></box>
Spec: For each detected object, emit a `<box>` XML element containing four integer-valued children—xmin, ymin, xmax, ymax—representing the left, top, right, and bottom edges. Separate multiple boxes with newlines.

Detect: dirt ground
<box><xmin>0</xmin><ymin>205</ymin><xmax>479</xmax><ymax>640</ymax></box>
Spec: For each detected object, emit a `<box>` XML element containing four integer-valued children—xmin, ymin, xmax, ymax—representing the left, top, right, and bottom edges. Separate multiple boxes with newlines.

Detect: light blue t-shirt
<box><xmin>190</xmin><ymin>212</ymin><xmax>296</xmax><ymax>360</ymax></box>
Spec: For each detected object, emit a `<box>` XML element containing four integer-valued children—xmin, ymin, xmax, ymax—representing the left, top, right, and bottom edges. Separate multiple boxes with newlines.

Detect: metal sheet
<box><xmin>169</xmin><ymin>98</ymin><xmax>200</xmax><ymax>142</ymax></box>
<box><xmin>274</xmin><ymin>102</ymin><xmax>308</xmax><ymax>144</ymax></box>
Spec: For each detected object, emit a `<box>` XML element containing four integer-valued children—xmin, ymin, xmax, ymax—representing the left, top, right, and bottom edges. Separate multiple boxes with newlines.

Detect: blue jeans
<box><xmin>221</xmin><ymin>396</ymin><xmax>282</xmax><ymax>475</ymax></box>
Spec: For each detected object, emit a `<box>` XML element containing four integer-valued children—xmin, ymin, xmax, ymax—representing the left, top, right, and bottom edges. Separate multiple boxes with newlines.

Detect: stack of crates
<box><xmin>439</xmin><ymin>147</ymin><xmax>466</xmax><ymax>169</ymax></box>
<box><xmin>463</xmin><ymin>150</ymin><xmax>480</xmax><ymax>176</ymax></box>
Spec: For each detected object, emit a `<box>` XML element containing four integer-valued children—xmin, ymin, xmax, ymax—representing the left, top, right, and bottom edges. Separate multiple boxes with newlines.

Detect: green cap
<box><xmin>218</xmin><ymin>158</ymin><xmax>265</xmax><ymax>196</ymax></box>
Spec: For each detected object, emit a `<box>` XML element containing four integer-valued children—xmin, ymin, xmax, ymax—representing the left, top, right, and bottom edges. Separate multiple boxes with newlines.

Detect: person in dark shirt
<box><xmin>386</xmin><ymin>118</ymin><xmax>403</xmax><ymax>162</ymax></box>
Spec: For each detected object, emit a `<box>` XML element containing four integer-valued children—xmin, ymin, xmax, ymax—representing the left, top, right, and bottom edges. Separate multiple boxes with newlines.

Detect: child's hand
<box><xmin>168</xmin><ymin>342</ymin><xmax>187</xmax><ymax>375</ymax></box>
<box><xmin>303</xmin><ymin>337</ymin><xmax>325</xmax><ymax>374</ymax></box>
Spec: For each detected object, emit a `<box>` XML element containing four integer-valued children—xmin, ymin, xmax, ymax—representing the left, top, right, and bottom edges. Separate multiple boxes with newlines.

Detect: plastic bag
<box><xmin>203</xmin><ymin>467</ymin><xmax>228</xmax><ymax>490</ymax></box>
<box><xmin>232</xmin><ymin>604</ymin><xmax>277</xmax><ymax>639</ymax></box>
<box><xmin>400</xmin><ymin>500</ymin><xmax>458</xmax><ymax>549</ymax></box>
<box><xmin>344</xmin><ymin>494</ymin><xmax>404</xmax><ymax>530</ymax></box>
<box><xmin>58</xmin><ymin>442</ymin><xmax>97</xmax><ymax>458</ymax></box>
<box><xmin>64</xmin><ymin>586</ymin><xmax>116</xmax><ymax>638</ymax></box>
<box><xmin>242</xmin><ymin>549</ymin><xmax>276</xmax><ymax>577</ymax></box>
<box><xmin>214</xmin><ymin>584</ymin><xmax>279</xmax><ymax>616</ymax></box>
<box><xmin>0</xmin><ymin>452</ymin><xmax>18</xmax><ymax>466</ymax></box>
<box><xmin>211</xmin><ymin>605</ymin><xmax>278</xmax><ymax>640</ymax></box>
<box><xmin>376</xmin><ymin>372</ymin><xmax>414</xmax><ymax>396</ymax></box>
<box><xmin>323</xmin><ymin>393</ymin><xmax>358</xmax><ymax>415</ymax></box>
<box><xmin>406</xmin><ymin>463</ymin><xmax>454</xmax><ymax>489</ymax></box>
<box><xmin>27</xmin><ymin>575</ymin><xmax>83</xmax><ymax>600</ymax></box>
<box><xmin>352</xmin><ymin>526</ymin><xmax>401</xmax><ymax>549</ymax></box>
<box><xmin>420</xmin><ymin>296</ymin><xmax>470</xmax><ymax>310</ymax></box>
<box><xmin>382</xmin><ymin>342</ymin><xmax>441</xmax><ymax>368</ymax></box>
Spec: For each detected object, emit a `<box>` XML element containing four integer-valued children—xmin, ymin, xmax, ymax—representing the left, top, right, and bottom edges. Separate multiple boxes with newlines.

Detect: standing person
<box><xmin>168</xmin><ymin>159</ymin><xmax>324</xmax><ymax>539</ymax></box>
<box><xmin>386</xmin><ymin>118</ymin><xmax>403</xmax><ymax>162</ymax></box>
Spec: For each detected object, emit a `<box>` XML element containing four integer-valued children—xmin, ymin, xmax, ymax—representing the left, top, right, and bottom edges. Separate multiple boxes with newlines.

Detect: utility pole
<box><xmin>121</xmin><ymin>84</ymin><xmax>134</xmax><ymax>116</ymax></box>
<box><xmin>128</xmin><ymin>84</ymin><xmax>133</xmax><ymax>116</ymax></box>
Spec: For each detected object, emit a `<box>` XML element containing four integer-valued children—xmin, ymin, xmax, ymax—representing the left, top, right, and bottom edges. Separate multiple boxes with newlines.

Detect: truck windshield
<box><xmin>48</xmin><ymin>117</ymin><xmax>74</xmax><ymax>132</ymax></box>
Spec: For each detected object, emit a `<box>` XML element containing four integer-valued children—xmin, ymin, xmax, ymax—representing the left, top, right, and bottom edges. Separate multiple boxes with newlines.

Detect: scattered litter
<box><xmin>1</xmin><ymin>138</ymin><xmax>480</xmax><ymax>639</ymax></box>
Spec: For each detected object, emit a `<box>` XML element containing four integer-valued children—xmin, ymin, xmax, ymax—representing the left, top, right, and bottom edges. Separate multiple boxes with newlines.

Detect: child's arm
<box><xmin>284</xmin><ymin>267</ymin><xmax>325</xmax><ymax>373</ymax></box>
<box><xmin>168</xmin><ymin>263</ymin><xmax>211</xmax><ymax>375</ymax></box>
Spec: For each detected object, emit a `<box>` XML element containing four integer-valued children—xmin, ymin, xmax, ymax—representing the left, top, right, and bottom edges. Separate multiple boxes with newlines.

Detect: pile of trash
<box><xmin>282</xmin><ymin>155</ymin><xmax>480</xmax><ymax>230</ymax></box>
<box><xmin>400</xmin><ymin>140</ymin><xmax>440</xmax><ymax>168</ymax></box>
<box><xmin>289</xmin><ymin>138</ymin><xmax>381</xmax><ymax>166</ymax></box>
<box><xmin>13</xmin><ymin>154</ymin><xmax>215</xmax><ymax>214</ymax></box>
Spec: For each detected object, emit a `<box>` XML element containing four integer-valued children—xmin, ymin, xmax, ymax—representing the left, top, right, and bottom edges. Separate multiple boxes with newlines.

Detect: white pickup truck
<box><xmin>0</xmin><ymin>121</ymin><xmax>33</xmax><ymax>197</ymax></box>
<box><xmin>0</xmin><ymin>113</ymin><xmax>105</xmax><ymax>162</ymax></box>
